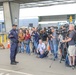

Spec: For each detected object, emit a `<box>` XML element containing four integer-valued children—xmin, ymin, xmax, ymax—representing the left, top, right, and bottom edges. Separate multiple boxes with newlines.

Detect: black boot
<box><xmin>11</xmin><ymin>62</ymin><xmax>17</xmax><ymax>65</ymax></box>
<box><xmin>15</xmin><ymin>61</ymin><xmax>19</xmax><ymax>63</ymax></box>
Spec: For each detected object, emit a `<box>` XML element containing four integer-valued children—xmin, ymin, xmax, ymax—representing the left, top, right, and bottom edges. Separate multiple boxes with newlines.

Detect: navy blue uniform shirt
<box><xmin>8</xmin><ymin>29</ymin><xmax>18</xmax><ymax>43</ymax></box>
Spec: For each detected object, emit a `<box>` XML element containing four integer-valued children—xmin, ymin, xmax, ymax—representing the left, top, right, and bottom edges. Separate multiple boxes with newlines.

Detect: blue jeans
<box><xmin>21</xmin><ymin>42</ymin><xmax>24</xmax><ymax>52</ymax></box>
<box><xmin>18</xmin><ymin>42</ymin><xmax>24</xmax><ymax>53</ymax></box>
<box><xmin>26</xmin><ymin>44</ymin><xmax>30</xmax><ymax>53</ymax></box>
<box><xmin>40</xmin><ymin>54</ymin><xmax>46</xmax><ymax>58</ymax></box>
<box><xmin>53</xmin><ymin>44</ymin><xmax>58</xmax><ymax>59</ymax></box>
<box><xmin>37</xmin><ymin>51</ymin><xmax>48</xmax><ymax>58</ymax></box>
<box><xmin>49</xmin><ymin>40</ymin><xmax>54</xmax><ymax>53</ymax></box>
<box><xmin>26</xmin><ymin>40</ymin><xmax>30</xmax><ymax>54</ymax></box>
<box><xmin>34</xmin><ymin>40</ymin><xmax>38</xmax><ymax>53</ymax></box>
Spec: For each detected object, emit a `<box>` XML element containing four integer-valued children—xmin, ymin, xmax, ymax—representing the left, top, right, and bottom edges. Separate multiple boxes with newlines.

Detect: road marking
<box><xmin>0</xmin><ymin>68</ymin><xmax>33</xmax><ymax>75</ymax></box>
<box><xmin>6</xmin><ymin>73</ymin><xmax>10</xmax><ymax>75</ymax></box>
<box><xmin>0</xmin><ymin>73</ymin><xmax>10</xmax><ymax>75</ymax></box>
<box><xmin>0</xmin><ymin>73</ymin><xmax>4</xmax><ymax>75</ymax></box>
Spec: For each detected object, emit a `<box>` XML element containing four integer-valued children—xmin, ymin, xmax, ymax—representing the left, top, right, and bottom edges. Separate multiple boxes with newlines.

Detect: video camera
<box><xmin>56</xmin><ymin>24</ymin><xmax>69</xmax><ymax>38</ymax></box>
<box><xmin>46</xmin><ymin>27</ymin><xmax>52</xmax><ymax>34</ymax></box>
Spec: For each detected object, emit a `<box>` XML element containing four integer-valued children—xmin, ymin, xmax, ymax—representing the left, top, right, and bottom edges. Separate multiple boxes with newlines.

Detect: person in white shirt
<box><xmin>37</xmin><ymin>39</ymin><xmax>49</xmax><ymax>58</ymax></box>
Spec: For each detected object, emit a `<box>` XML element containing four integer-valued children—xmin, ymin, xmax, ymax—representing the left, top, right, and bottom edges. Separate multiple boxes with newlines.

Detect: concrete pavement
<box><xmin>0</xmin><ymin>49</ymin><xmax>76</xmax><ymax>75</ymax></box>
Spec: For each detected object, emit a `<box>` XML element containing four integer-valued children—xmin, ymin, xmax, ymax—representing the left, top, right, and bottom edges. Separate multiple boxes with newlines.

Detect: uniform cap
<box><xmin>12</xmin><ymin>24</ymin><xmax>17</xmax><ymax>26</ymax></box>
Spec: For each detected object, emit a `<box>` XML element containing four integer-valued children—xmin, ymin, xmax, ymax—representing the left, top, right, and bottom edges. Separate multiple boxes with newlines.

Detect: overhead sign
<box><xmin>67</xmin><ymin>15</ymin><xmax>75</xmax><ymax>23</ymax></box>
<box><xmin>69</xmin><ymin>16</ymin><xmax>72</xmax><ymax>23</ymax></box>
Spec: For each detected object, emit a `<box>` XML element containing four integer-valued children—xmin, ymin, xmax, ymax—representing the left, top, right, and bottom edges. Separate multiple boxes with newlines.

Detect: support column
<box><xmin>3</xmin><ymin>2</ymin><xmax>20</xmax><ymax>32</ymax></box>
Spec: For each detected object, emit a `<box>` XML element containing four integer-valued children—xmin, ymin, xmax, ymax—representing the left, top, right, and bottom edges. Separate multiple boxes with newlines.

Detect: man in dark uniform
<box><xmin>8</xmin><ymin>24</ymin><xmax>19</xmax><ymax>65</ymax></box>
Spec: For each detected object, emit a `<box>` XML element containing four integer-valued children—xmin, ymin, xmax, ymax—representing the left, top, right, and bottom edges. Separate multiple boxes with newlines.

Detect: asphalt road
<box><xmin>0</xmin><ymin>49</ymin><xmax>76</xmax><ymax>75</ymax></box>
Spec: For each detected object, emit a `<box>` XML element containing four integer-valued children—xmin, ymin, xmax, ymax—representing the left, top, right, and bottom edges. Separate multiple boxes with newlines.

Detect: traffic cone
<box><xmin>7</xmin><ymin>41</ymin><xmax>10</xmax><ymax>49</ymax></box>
<box><xmin>47</xmin><ymin>43</ymin><xmax>51</xmax><ymax>51</ymax></box>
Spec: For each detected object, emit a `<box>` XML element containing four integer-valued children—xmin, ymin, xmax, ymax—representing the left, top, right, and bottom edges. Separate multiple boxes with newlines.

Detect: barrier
<box><xmin>4</xmin><ymin>34</ymin><xmax>7</xmax><ymax>43</ymax></box>
<box><xmin>0</xmin><ymin>35</ymin><xmax>2</xmax><ymax>43</ymax></box>
<box><xmin>0</xmin><ymin>34</ymin><xmax>7</xmax><ymax>43</ymax></box>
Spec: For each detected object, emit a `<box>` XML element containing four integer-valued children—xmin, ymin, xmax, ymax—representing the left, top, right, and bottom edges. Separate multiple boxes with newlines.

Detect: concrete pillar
<box><xmin>3</xmin><ymin>2</ymin><xmax>12</xmax><ymax>33</ymax></box>
<box><xmin>3</xmin><ymin>2</ymin><xmax>20</xmax><ymax>32</ymax></box>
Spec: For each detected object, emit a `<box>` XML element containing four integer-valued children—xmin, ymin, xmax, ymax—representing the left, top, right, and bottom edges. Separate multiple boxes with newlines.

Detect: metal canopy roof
<box><xmin>0</xmin><ymin>0</ymin><xmax>46</xmax><ymax>3</ymax></box>
<box><xmin>14</xmin><ymin>0</ymin><xmax>46</xmax><ymax>3</ymax></box>
<box><xmin>0</xmin><ymin>0</ymin><xmax>76</xmax><ymax>10</ymax></box>
<box><xmin>20</xmin><ymin>0</ymin><xmax>76</xmax><ymax>8</ymax></box>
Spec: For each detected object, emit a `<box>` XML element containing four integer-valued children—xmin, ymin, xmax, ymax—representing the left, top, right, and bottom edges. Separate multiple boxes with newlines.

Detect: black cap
<box><xmin>12</xmin><ymin>24</ymin><xmax>17</xmax><ymax>26</ymax></box>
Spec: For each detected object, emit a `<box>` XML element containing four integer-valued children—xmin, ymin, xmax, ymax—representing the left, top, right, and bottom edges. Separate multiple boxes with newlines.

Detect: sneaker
<box><xmin>21</xmin><ymin>52</ymin><xmax>24</xmax><ymax>53</ymax></box>
<box><xmin>53</xmin><ymin>58</ymin><xmax>55</xmax><ymax>61</ymax></box>
<box><xmin>68</xmin><ymin>65</ymin><xmax>72</xmax><ymax>67</ymax></box>
<box><xmin>72</xmin><ymin>65</ymin><xmax>75</xmax><ymax>69</ymax></box>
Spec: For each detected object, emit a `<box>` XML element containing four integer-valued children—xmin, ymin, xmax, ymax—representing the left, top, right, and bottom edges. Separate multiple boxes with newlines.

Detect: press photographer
<box><xmin>62</xmin><ymin>24</ymin><xmax>76</xmax><ymax>68</ymax></box>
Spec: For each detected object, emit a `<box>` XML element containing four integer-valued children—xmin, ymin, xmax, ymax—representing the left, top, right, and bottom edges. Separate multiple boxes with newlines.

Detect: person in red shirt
<box><xmin>24</xmin><ymin>30</ymin><xmax>31</xmax><ymax>54</ymax></box>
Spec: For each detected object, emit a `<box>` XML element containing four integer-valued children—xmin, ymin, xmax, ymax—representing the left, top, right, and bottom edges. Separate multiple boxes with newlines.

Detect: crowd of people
<box><xmin>18</xmin><ymin>27</ymin><xmax>49</xmax><ymax>57</ymax></box>
<box><xmin>8</xmin><ymin>24</ymin><xmax>76</xmax><ymax>69</ymax></box>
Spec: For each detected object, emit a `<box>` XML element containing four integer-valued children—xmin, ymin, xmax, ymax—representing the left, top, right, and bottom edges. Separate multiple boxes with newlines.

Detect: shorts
<box><xmin>68</xmin><ymin>45</ymin><xmax>76</xmax><ymax>56</ymax></box>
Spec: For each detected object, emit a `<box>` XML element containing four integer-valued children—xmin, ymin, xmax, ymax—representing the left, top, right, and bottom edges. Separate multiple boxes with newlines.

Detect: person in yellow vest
<box><xmin>0</xmin><ymin>43</ymin><xmax>5</xmax><ymax>49</ymax></box>
<box><xmin>18</xmin><ymin>29</ymin><xmax>25</xmax><ymax>53</ymax></box>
